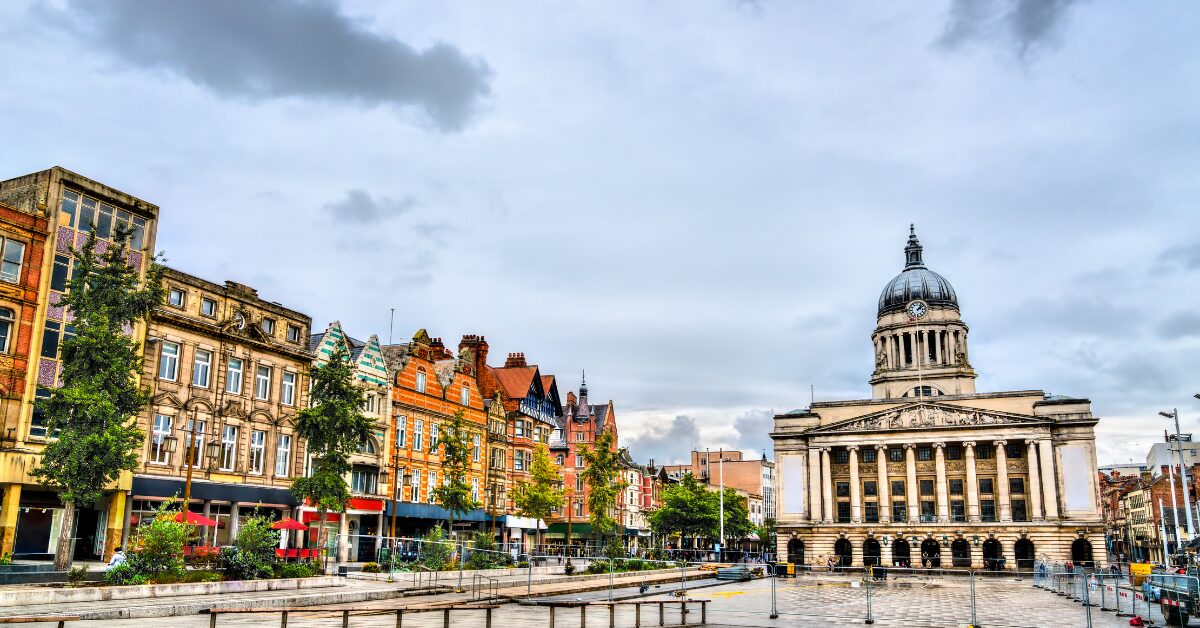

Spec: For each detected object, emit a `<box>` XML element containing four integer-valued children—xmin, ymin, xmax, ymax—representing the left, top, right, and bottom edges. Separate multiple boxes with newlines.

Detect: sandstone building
<box><xmin>772</xmin><ymin>228</ymin><xmax>1103</xmax><ymax>570</ymax></box>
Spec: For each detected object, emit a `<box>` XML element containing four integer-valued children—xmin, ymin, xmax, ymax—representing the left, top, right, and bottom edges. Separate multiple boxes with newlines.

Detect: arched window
<box><xmin>904</xmin><ymin>386</ymin><xmax>942</xmax><ymax>398</ymax></box>
<box><xmin>358</xmin><ymin>438</ymin><xmax>377</xmax><ymax>455</ymax></box>
<box><xmin>0</xmin><ymin>308</ymin><xmax>14</xmax><ymax>353</ymax></box>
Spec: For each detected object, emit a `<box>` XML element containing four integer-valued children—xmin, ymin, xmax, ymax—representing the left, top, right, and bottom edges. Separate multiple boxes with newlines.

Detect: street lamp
<box><xmin>156</xmin><ymin>413</ymin><xmax>221</xmax><ymax>515</ymax></box>
<box><xmin>1160</xmin><ymin>408</ymin><xmax>1195</xmax><ymax>537</ymax></box>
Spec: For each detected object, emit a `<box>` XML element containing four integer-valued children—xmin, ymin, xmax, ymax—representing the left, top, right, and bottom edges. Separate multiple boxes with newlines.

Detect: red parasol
<box><xmin>271</xmin><ymin>517</ymin><xmax>308</xmax><ymax>531</ymax></box>
<box><xmin>174</xmin><ymin>510</ymin><xmax>219</xmax><ymax>526</ymax></box>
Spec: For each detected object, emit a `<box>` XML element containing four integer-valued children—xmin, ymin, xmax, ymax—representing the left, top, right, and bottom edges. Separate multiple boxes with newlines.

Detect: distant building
<box><xmin>1147</xmin><ymin>441</ymin><xmax>1200</xmax><ymax>478</ymax></box>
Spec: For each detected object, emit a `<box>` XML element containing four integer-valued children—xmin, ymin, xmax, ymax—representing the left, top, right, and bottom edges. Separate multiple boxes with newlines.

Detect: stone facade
<box><xmin>772</xmin><ymin>228</ymin><xmax>1104</xmax><ymax>570</ymax></box>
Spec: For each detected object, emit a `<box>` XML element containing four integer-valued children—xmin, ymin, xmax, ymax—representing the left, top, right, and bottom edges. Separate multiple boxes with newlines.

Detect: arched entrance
<box><xmin>787</xmin><ymin>538</ymin><xmax>805</xmax><ymax>565</ymax></box>
<box><xmin>891</xmin><ymin>539</ymin><xmax>911</xmax><ymax>567</ymax></box>
<box><xmin>920</xmin><ymin>539</ymin><xmax>941</xmax><ymax>568</ymax></box>
<box><xmin>863</xmin><ymin>538</ymin><xmax>881</xmax><ymax>567</ymax></box>
<box><xmin>951</xmin><ymin>539</ymin><xmax>971</xmax><ymax>568</ymax></box>
<box><xmin>1014</xmin><ymin>538</ymin><xmax>1035</xmax><ymax>570</ymax></box>
<box><xmin>982</xmin><ymin>539</ymin><xmax>1002</xmax><ymax>570</ymax></box>
<box><xmin>834</xmin><ymin>537</ymin><xmax>853</xmax><ymax>567</ymax></box>
<box><xmin>1071</xmin><ymin>538</ymin><xmax>1094</xmax><ymax>568</ymax></box>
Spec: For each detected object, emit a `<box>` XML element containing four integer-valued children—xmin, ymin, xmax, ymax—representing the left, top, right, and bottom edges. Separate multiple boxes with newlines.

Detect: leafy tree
<box><xmin>649</xmin><ymin>472</ymin><xmax>719</xmax><ymax>542</ymax></box>
<box><xmin>511</xmin><ymin>443</ymin><xmax>564</xmax><ymax>554</ymax></box>
<box><xmin>419</xmin><ymin>524</ymin><xmax>453</xmax><ymax>570</ymax></box>
<box><xmin>758</xmin><ymin>518</ymin><xmax>778</xmax><ymax>552</ymax></box>
<box><xmin>127</xmin><ymin>500</ymin><xmax>190</xmax><ymax>581</ymax></box>
<box><xmin>719</xmin><ymin>487</ymin><xmax>754</xmax><ymax>546</ymax></box>
<box><xmin>579</xmin><ymin>431</ymin><xmax>627</xmax><ymax>549</ymax></box>
<box><xmin>33</xmin><ymin>229</ymin><xmax>165</xmax><ymax>569</ymax></box>
<box><xmin>290</xmin><ymin>345</ymin><xmax>372</xmax><ymax>561</ymax></box>
<box><xmin>434</xmin><ymin>409</ymin><xmax>477</xmax><ymax>539</ymax></box>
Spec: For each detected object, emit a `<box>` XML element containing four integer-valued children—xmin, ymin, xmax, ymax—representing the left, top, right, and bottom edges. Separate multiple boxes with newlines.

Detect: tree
<box><xmin>290</xmin><ymin>345</ymin><xmax>372</xmax><ymax>563</ymax></box>
<box><xmin>649</xmin><ymin>473</ymin><xmax>719</xmax><ymax>544</ymax></box>
<box><xmin>511</xmin><ymin>443</ymin><xmax>564</xmax><ymax>554</ymax></box>
<box><xmin>719</xmin><ymin>487</ymin><xmax>754</xmax><ymax>547</ymax></box>
<box><xmin>757</xmin><ymin>518</ymin><xmax>777</xmax><ymax>553</ymax></box>
<box><xmin>34</xmin><ymin>229</ymin><xmax>165</xmax><ymax>569</ymax></box>
<box><xmin>434</xmin><ymin>409</ymin><xmax>477</xmax><ymax>539</ymax></box>
<box><xmin>579</xmin><ymin>431</ymin><xmax>627</xmax><ymax>550</ymax></box>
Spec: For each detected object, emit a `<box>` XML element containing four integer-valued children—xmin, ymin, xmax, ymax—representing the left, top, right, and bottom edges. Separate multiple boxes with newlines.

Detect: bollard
<box><xmin>865</xmin><ymin>570</ymin><xmax>874</xmax><ymax>624</ymax></box>
<box><xmin>609</xmin><ymin>558</ymin><xmax>615</xmax><ymax>602</ymax></box>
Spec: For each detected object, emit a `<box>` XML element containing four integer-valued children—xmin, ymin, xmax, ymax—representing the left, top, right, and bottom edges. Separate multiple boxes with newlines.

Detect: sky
<box><xmin>0</xmin><ymin>0</ymin><xmax>1197</xmax><ymax>467</ymax></box>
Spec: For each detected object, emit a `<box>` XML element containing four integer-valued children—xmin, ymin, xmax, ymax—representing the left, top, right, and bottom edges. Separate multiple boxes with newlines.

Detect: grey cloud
<box><xmin>57</xmin><ymin>0</ymin><xmax>491</xmax><ymax>131</ymax></box>
<box><xmin>937</xmin><ymin>0</ymin><xmax>1085</xmax><ymax>58</ymax></box>
<box><xmin>1157</xmin><ymin>312</ymin><xmax>1200</xmax><ymax>340</ymax></box>
<box><xmin>625</xmin><ymin>415</ymin><xmax>700</xmax><ymax>465</ymax></box>
<box><xmin>1002</xmin><ymin>295</ymin><xmax>1141</xmax><ymax>337</ymax></box>
<box><xmin>1157</xmin><ymin>243</ymin><xmax>1200</xmax><ymax>272</ymax></box>
<box><xmin>324</xmin><ymin>189</ymin><xmax>417</xmax><ymax>224</ymax></box>
<box><xmin>731</xmin><ymin>409</ymin><xmax>776</xmax><ymax>459</ymax></box>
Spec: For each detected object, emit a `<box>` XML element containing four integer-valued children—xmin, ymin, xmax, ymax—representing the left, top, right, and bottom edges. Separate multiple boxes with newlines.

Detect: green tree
<box><xmin>290</xmin><ymin>345</ymin><xmax>372</xmax><ymax>561</ymax></box>
<box><xmin>511</xmin><ymin>443</ymin><xmax>564</xmax><ymax>553</ymax></box>
<box><xmin>757</xmin><ymin>518</ymin><xmax>777</xmax><ymax>553</ymax></box>
<box><xmin>33</xmin><ymin>229</ymin><xmax>165</xmax><ymax>570</ymax></box>
<box><xmin>719</xmin><ymin>487</ymin><xmax>754</xmax><ymax>546</ymax></box>
<box><xmin>579</xmin><ymin>431</ymin><xmax>628</xmax><ymax>549</ymax></box>
<box><xmin>649</xmin><ymin>472</ymin><xmax>719</xmax><ymax>543</ymax></box>
<box><xmin>434</xmin><ymin>409</ymin><xmax>477</xmax><ymax>539</ymax></box>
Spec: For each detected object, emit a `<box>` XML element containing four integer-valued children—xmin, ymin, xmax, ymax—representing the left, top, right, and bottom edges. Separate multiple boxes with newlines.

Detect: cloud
<box><xmin>57</xmin><ymin>0</ymin><xmax>491</xmax><ymax>131</ymax></box>
<box><xmin>1157</xmin><ymin>242</ymin><xmax>1200</xmax><ymax>273</ymax></box>
<box><xmin>1157</xmin><ymin>312</ymin><xmax>1200</xmax><ymax>340</ymax></box>
<box><xmin>625</xmin><ymin>415</ymin><xmax>701</xmax><ymax>465</ymax></box>
<box><xmin>731</xmin><ymin>409</ymin><xmax>776</xmax><ymax>459</ymax></box>
<box><xmin>936</xmin><ymin>0</ymin><xmax>1085</xmax><ymax>59</ymax></box>
<box><xmin>323</xmin><ymin>189</ymin><xmax>417</xmax><ymax>224</ymax></box>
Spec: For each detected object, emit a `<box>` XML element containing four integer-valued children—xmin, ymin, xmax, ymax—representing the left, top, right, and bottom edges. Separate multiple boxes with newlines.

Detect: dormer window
<box><xmin>286</xmin><ymin>324</ymin><xmax>301</xmax><ymax>343</ymax></box>
<box><xmin>168</xmin><ymin>288</ymin><xmax>185</xmax><ymax>307</ymax></box>
<box><xmin>261</xmin><ymin>318</ymin><xmax>275</xmax><ymax>335</ymax></box>
<box><xmin>460</xmin><ymin>384</ymin><xmax>470</xmax><ymax>406</ymax></box>
<box><xmin>415</xmin><ymin>369</ymin><xmax>427</xmax><ymax>393</ymax></box>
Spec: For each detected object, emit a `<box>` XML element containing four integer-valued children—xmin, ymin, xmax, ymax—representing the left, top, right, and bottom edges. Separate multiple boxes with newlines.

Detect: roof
<box><xmin>492</xmin><ymin>365</ymin><xmax>538</xmax><ymax>399</ymax></box>
<box><xmin>877</xmin><ymin>227</ymin><xmax>959</xmax><ymax>317</ymax></box>
<box><xmin>308</xmin><ymin>333</ymin><xmax>324</xmax><ymax>353</ymax></box>
<box><xmin>379</xmin><ymin>343</ymin><xmax>410</xmax><ymax>372</ymax></box>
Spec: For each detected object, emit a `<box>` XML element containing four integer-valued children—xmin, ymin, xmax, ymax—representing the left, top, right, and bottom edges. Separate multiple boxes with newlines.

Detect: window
<box><xmin>491</xmin><ymin>448</ymin><xmax>506</xmax><ymax>470</ymax></box>
<box><xmin>1009</xmin><ymin>477</ymin><xmax>1026</xmax><ymax>494</ymax></box>
<box><xmin>275</xmin><ymin>434</ymin><xmax>292</xmax><ymax>477</ymax></box>
<box><xmin>516</xmin><ymin>420</ymin><xmax>526</xmax><ymax>438</ymax></box>
<box><xmin>864</xmin><ymin>501</ymin><xmax>879</xmax><ymax>523</ymax></box>
<box><xmin>255</xmin><ymin>365</ymin><xmax>271</xmax><ymax>400</ymax></box>
<box><xmin>414</xmin><ymin>420</ymin><xmax>424</xmax><ymax>450</ymax></box>
<box><xmin>574</xmin><ymin>502</ymin><xmax>583</xmax><ymax>517</ymax></box>
<box><xmin>410</xmin><ymin>470</ymin><xmax>421</xmax><ymax>503</ymax></box>
<box><xmin>220</xmin><ymin>425</ymin><xmax>237</xmax><ymax>470</ymax></box>
<box><xmin>427</xmin><ymin>472</ymin><xmax>437</xmax><ymax>503</ymax></box>
<box><xmin>920</xmin><ymin>500</ymin><xmax>936</xmax><ymax>521</ymax></box>
<box><xmin>185</xmin><ymin>419</ymin><xmax>206</xmax><ymax>468</ymax></box>
<box><xmin>862</xmin><ymin>448</ymin><xmax>877</xmax><ymax>463</ymax></box>
<box><xmin>150</xmin><ymin>414</ymin><xmax>172</xmax><ymax>464</ymax></box>
<box><xmin>834</xmin><ymin>450</ymin><xmax>849</xmax><ymax>464</ymax></box>
<box><xmin>919</xmin><ymin>479</ymin><xmax>934</xmax><ymax>496</ymax></box>
<box><xmin>981</xmin><ymin>499</ymin><xmax>996</xmax><ymax>522</ymax></box>
<box><xmin>951</xmin><ymin>500</ymin><xmax>965</xmax><ymax>522</ymax></box>
<box><xmin>50</xmin><ymin>254</ymin><xmax>70</xmax><ymax>292</ymax></box>
<box><xmin>261</xmin><ymin>318</ymin><xmax>275</xmax><ymax>335</ymax></box>
<box><xmin>575</xmin><ymin>476</ymin><xmax>584</xmax><ymax>492</ymax></box>
<box><xmin>415</xmin><ymin>369</ymin><xmax>427</xmax><ymax>393</ymax></box>
<box><xmin>515</xmin><ymin>451</ymin><xmax>525</xmax><ymax>471</ymax></box>
<box><xmin>471</xmin><ymin>478</ymin><xmax>480</xmax><ymax>503</ymax></box>
<box><xmin>946</xmin><ymin>444</ymin><xmax>962</xmax><ymax>460</ymax></box>
<box><xmin>168</xmin><ymin>287</ymin><xmax>185</xmax><ymax>307</ymax></box>
<box><xmin>1012</xmin><ymin>499</ymin><xmax>1028</xmax><ymax>522</ymax></box>
<box><xmin>891</xmin><ymin>480</ymin><xmax>905</xmax><ymax>496</ymax></box>
<box><xmin>430</xmin><ymin>424</ymin><xmax>440</xmax><ymax>451</ymax></box>
<box><xmin>892</xmin><ymin>501</ymin><xmax>907</xmax><ymax>521</ymax></box>
<box><xmin>836</xmin><ymin>482</ymin><xmax>850</xmax><ymax>497</ymax></box>
<box><xmin>472</xmin><ymin>434</ymin><xmax>481</xmax><ymax>462</ymax></box>
<box><xmin>0</xmin><ymin>238</ymin><xmax>25</xmax><ymax>284</ymax></box>
<box><xmin>396</xmin><ymin>416</ymin><xmax>406</xmax><ymax>447</ymax></box>
<box><xmin>949</xmin><ymin>479</ymin><xmax>963</xmax><ymax>495</ymax></box>
<box><xmin>917</xmin><ymin>446</ymin><xmax>932</xmax><ymax>461</ymax></box>
<box><xmin>836</xmin><ymin>502</ymin><xmax>851</xmax><ymax>523</ymax></box>
<box><xmin>460</xmin><ymin>385</ymin><xmax>470</xmax><ymax>406</ymax></box>
<box><xmin>226</xmin><ymin>358</ymin><xmax>243</xmax><ymax>393</ymax></box>
<box><xmin>575</xmin><ymin>431</ymin><xmax>585</xmax><ymax>442</ymax></box>
<box><xmin>976</xmin><ymin>444</ymin><xmax>994</xmax><ymax>459</ymax></box>
<box><xmin>249</xmin><ymin>430</ymin><xmax>266</xmax><ymax>474</ymax></box>
<box><xmin>575</xmin><ymin>454</ymin><xmax>583</xmax><ymax>468</ymax></box>
<box><xmin>281</xmin><ymin>372</ymin><xmax>296</xmax><ymax>406</ymax></box>
<box><xmin>889</xmin><ymin>448</ymin><xmax>904</xmax><ymax>463</ymax></box>
<box><xmin>286</xmin><ymin>324</ymin><xmax>301</xmax><ymax>342</ymax></box>
<box><xmin>979</xmin><ymin>478</ymin><xmax>994</xmax><ymax>494</ymax></box>
<box><xmin>864</xmin><ymin>481</ymin><xmax>877</xmax><ymax>497</ymax></box>
<box><xmin>192</xmin><ymin>349</ymin><xmax>212</xmax><ymax>387</ymax></box>
<box><xmin>0</xmin><ymin>308</ymin><xmax>13</xmax><ymax>353</ymax></box>
<box><xmin>200</xmin><ymin>298</ymin><xmax>217</xmax><ymax>317</ymax></box>
<box><xmin>1006</xmin><ymin>443</ymin><xmax>1024</xmax><ymax>459</ymax></box>
<box><xmin>158</xmin><ymin>341</ymin><xmax>180</xmax><ymax>380</ymax></box>
<box><xmin>351</xmin><ymin>465</ymin><xmax>378</xmax><ymax>494</ymax></box>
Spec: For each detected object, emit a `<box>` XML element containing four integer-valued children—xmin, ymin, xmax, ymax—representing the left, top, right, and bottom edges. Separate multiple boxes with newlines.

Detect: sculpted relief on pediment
<box><xmin>819</xmin><ymin>405</ymin><xmax>1039</xmax><ymax>433</ymax></box>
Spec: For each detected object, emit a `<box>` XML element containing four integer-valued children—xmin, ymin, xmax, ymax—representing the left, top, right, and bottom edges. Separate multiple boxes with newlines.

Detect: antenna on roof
<box><xmin>388</xmin><ymin>308</ymin><xmax>395</xmax><ymax>345</ymax></box>
<box><xmin>810</xmin><ymin>384</ymin><xmax>814</xmax><ymax>405</ymax></box>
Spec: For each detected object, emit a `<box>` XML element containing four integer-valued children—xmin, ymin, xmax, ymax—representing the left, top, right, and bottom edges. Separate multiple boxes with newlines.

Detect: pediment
<box><xmin>151</xmin><ymin>392</ymin><xmax>185</xmax><ymax>408</ymax></box>
<box><xmin>808</xmin><ymin>402</ymin><xmax>1046</xmax><ymax>434</ymax></box>
<box><xmin>219</xmin><ymin>399</ymin><xmax>247</xmax><ymax>418</ymax></box>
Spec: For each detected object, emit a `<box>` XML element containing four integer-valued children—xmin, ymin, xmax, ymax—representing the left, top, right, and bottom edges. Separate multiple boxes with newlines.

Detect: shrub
<box><xmin>418</xmin><ymin>525</ymin><xmax>453</xmax><ymax>571</ymax></box>
<box><xmin>184</xmin><ymin>570</ymin><xmax>223</xmax><ymax>583</ymax></box>
<box><xmin>66</xmin><ymin>566</ymin><xmax>89</xmax><ymax>586</ymax></box>
<box><xmin>218</xmin><ymin>510</ymin><xmax>280</xmax><ymax>581</ymax></box>
<box><xmin>465</xmin><ymin>533</ymin><xmax>508</xmax><ymax>570</ymax></box>
<box><xmin>361</xmin><ymin>562</ymin><xmax>382</xmax><ymax>573</ymax></box>
<box><xmin>103</xmin><ymin>563</ymin><xmax>147</xmax><ymax>586</ymax></box>
<box><xmin>275</xmin><ymin>562</ymin><xmax>317</xmax><ymax>579</ymax></box>
<box><xmin>516</xmin><ymin>560</ymin><xmax>530</xmax><ymax>569</ymax></box>
<box><xmin>218</xmin><ymin>547</ymin><xmax>271</xmax><ymax>581</ymax></box>
<box><xmin>128</xmin><ymin>502</ymin><xmax>189</xmax><ymax>581</ymax></box>
<box><xmin>603</xmin><ymin>537</ymin><xmax>624</xmax><ymax>559</ymax></box>
<box><xmin>584</xmin><ymin>561</ymin><xmax>607</xmax><ymax>574</ymax></box>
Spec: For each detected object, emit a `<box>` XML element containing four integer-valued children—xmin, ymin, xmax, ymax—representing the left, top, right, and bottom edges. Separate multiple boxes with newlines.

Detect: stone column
<box><xmin>0</xmin><ymin>484</ymin><xmax>21</xmax><ymax>559</ymax></box>
<box><xmin>904</xmin><ymin>444</ymin><xmax>918</xmax><ymax>523</ymax></box>
<box><xmin>848</xmin><ymin>446</ymin><xmax>861</xmax><ymax>523</ymax></box>
<box><xmin>103</xmin><ymin>491</ymin><xmax>127</xmax><ymax>560</ymax></box>
<box><xmin>338</xmin><ymin>513</ymin><xmax>350</xmax><ymax>563</ymax></box>
<box><xmin>821</xmin><ymin>448</ymin><xmax>833</xmax><ymax>524</ymax></box>
<box><xmin>935</xmin><ymin>331</ymin><xmax>943</xmax><ymax>364</ymax></box>
<box><xmin>964</xmin><ymin>441</ymin><xmax>980</xmax><ymax>523</ymax></box>
<box><xmin>807</xmin><ymin>447</ymin><xmax>822</xmax><ymax>522</ymax></box>
<box><xmin>934</xmin><ymin>443</ymin><xmax>949</xmax><ymax>522</ymax></box>
<box><xmin>1027</xmin><ymin>440</ymin><xmax>1044</xmax><ymax>521</ymax></box>
<box><xmin>876</xmin><ymin>445</ymin><xmax>890</xmax><ymax>523</ymax></box>
<box><xmin>995</xmin><ymin>440</ymin><xmax>1011</xmax><ymax>522</ymax></box>
<box><xmin>1038</xmin><ymin>439</ymin><xmax>1059</xmax><ymax>520</ymax></box>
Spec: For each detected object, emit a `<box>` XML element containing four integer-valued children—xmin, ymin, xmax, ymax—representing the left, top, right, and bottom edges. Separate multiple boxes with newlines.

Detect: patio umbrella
<box><xmin>271</xmin><ymin>517</ymin><xmax>308</xmax><ymax>531</ymax></box>
<box><xmin>174</xmin><ymin>510</ymin><xmax>219</xmax><ymax>526</ymax></box>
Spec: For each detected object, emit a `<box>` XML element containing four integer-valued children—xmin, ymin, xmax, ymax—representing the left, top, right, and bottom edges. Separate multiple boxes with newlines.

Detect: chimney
<box><xmin>505</xmin><ymin>352</ymin><xmax>527</xmax><ymax>367</ymax></box>
<box><xmin>459</xmin><ymin>335</ymin><xmax>489</xmax><ymax>375</ymax></box>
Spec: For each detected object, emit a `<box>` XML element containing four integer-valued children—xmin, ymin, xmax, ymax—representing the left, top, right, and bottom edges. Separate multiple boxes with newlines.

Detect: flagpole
<box><xmin>719</xmin><ymin>448</ymin><xmax>725</xmax><ymax>558</ymax></box>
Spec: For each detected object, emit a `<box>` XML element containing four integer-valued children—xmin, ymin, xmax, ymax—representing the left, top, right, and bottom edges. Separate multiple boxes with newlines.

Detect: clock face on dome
<box><xmin>907</xmin><ymin>300</ymin><xmax>928</xmax><ymax>319</ymax></box>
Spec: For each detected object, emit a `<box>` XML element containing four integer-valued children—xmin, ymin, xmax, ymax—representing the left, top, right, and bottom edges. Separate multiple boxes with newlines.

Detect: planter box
<box><xmin>0</xmin><ymin>575</ymin><xmax>343</xmax><ymax>607</ymax></box>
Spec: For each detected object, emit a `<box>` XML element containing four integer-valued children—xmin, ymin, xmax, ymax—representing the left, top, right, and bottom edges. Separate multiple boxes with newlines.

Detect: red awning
<box><xmin>348</xmin><ymin>498</ymin><xmax>384</xmax><ymax>512</ymax></box>
<box><xmin>174</xmin><ymin>510</ymin><xmax>219</xmax><ymax>526</ymax></box>
<box><xmin>271</xmin><ymin>517</ymin><xmax>308</xmax><ymax>531</ymax></box>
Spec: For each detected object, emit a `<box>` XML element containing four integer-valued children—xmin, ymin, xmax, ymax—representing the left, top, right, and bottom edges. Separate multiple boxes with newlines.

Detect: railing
<box><xmin>473</xmin><ymin>573</ymin><xmax>500</xmax><ymax>600</ymax></box>
<box><xmin>411</xmin><ymin>564</ymin><xmax>440</xmax><ymax>589</ymax></box>
<box><xmin>206</xmin><ymin>605</ymin><xmax>498</xmax><ymax>627</ymax></box>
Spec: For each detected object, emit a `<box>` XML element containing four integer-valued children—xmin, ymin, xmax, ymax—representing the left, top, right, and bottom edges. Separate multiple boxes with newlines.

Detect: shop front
<box><xmin>129</xmin><ymin>476</ymin><xmax>297</xmax><ymax>549</ymax></box>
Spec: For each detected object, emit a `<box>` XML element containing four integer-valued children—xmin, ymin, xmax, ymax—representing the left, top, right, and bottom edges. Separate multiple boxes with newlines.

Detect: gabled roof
<box><xmin>492</xmin><ymin>365</ymin><xmax>539</xmax><ymax>399</ymax></box>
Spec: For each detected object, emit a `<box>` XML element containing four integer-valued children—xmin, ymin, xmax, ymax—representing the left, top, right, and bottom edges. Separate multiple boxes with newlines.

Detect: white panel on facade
<box><xmin>780</xmin><ymin>454</ymin><xmax>806</xmax><ymax>516</ymax></box>
<box><xmin>1061</xmin><ymin>445</ymin><xmax>1094</xmax><ymax>512</ymax></box>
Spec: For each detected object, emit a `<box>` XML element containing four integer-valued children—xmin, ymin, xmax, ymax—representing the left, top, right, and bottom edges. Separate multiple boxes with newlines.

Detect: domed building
<box><xmin>771</xmin><ymin>227</ymin><xmax>1103</xmax><ymax>571</ymax></box>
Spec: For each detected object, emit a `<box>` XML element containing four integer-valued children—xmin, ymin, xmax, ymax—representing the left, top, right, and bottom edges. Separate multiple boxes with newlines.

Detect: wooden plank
<box><xmin>0</xmin><ymin>619</ymin><xmax>82</xmax><ymax>624</ymax></box>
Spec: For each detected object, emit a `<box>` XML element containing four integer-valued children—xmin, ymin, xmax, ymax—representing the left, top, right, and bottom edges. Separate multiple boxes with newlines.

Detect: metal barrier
<box><xmin>473</xmin><ymin>572</ymin><xmax>501</xmax><ymax>601</ymax></box>
<box><xmin>206</xmin><ymin>604</ymin><xmax>499</xmax><ymax>627</ymax></box>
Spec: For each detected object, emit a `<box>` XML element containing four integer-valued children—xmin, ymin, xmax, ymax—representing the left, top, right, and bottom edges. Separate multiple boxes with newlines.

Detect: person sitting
<box><xmin>106</xmin><ymin>547</ymin><xmax>127</xmax><ymax>571</ymax></box>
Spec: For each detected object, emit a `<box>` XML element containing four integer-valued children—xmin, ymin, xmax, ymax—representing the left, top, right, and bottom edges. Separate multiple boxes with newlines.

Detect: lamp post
<box><xmin>1160</xmin><ymin>409</ymin><xmax>1194</xmax><ymax>538</ymax></box>
<box><xmin>385</xmin><ymin>450</ymin><xmax>411</xmax><ymax>540</ymax></box>
<box><xmin>159</xmin><ymin>411</ymin><xmax>219</xmax><ymax>514</ymax></box>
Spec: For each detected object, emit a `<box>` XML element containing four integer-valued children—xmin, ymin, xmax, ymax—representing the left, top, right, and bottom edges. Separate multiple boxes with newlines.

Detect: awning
<box><xmin>546</xmin><ymin>523</ymin><xmax>593</xmax><ymax>535</ymax></box>
<box><xmin>383</xmin><ymin>501</ymin><xmax>490</xmax><ymax>522</ymax></box>
<box><xmin>504</xmin><ymin>515</ymin><xmax>547</xmax><ymax>530</ymax></box>
<box><xmin>132</xmin><ymin>476</ymin><xmax>297</xmax><ymax>506</ymax></box>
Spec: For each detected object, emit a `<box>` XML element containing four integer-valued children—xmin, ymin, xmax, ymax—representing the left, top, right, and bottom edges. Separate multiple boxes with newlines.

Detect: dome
<box><xmin>877</xmin><ymin>226</ymin><xmax>959</xmax><ymax>317</ymax></box>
